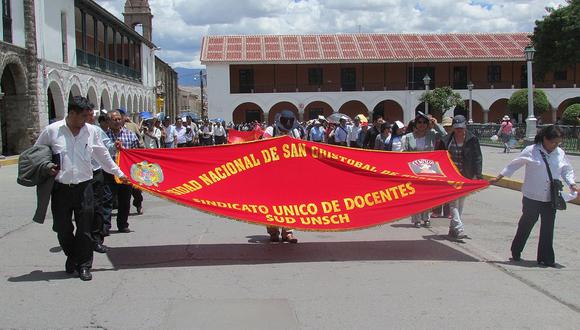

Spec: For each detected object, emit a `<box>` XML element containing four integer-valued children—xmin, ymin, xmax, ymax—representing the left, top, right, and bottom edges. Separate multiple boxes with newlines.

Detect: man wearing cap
<box><xmin>437</xmin><ymin>115</ymin><xmax>483</xmax><ymax>239</ymax></box>
<box><xmin>308</xmin><ymin>120</ymin><xmax>326</xmax><ymax>142</ymax></box>
<box><xmin>35</xmin><ymin>96</ymin><xmax>128</xmax><ymax>281</ymax></box>
<box><xmin>262</xmin><ymin>110</ymin><xmax>300</xmax><ymax>243</ymax></box>
<box><xmin>333</xmin><ymin>116</ymin><xmax>350</xmax><ymax>146</ymax></box>
<box><xmin>402</xmin><ymin>112</ymin><xmax>446</xmax><ymax>228</ymax></box>
<box><xmin>499</xmin><ymin>115</ymin><xmax>513</xmax><ymax>153</ymax></box>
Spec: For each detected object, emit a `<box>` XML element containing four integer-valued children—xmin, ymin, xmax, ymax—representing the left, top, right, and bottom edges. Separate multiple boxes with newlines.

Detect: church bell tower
<box><xmin>123</xmin><ymin>0</ymin><xmax>153</xmax><ymax>42</ymax></box>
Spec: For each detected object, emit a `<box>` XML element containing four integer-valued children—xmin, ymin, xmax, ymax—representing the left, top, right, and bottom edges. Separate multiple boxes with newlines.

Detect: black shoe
<box><xmin>136</xmin><ymin>206</ymin><xmax>143</xmax><ymax>215</ymax></box>
<box><xmin>511</xmin><ymin>252</ymin><xmax>521</xmax><ymax>261</ymax></box>
<box><xmin>79</xmin><ymin>267</ymin><xmax>92</xmax><ymax>281</ymax></box>
<box><xmin>118</xmin><ymin>227</ymin><xmax>130</xmax><ymax>233</ymax></box>
<box><xmin>65</xmin><ymin>259</ymin><xmax>76</xmax><ymax>274</ymax></box>
<box><xmin>93</xmin><ymin>243</ymin><xmax>108</xmax><ymax>254</ymax></box>
<box><xmin>538</xmin><ymin>261</ymin><xmax>556</xmax><ymax>268</ymax></box>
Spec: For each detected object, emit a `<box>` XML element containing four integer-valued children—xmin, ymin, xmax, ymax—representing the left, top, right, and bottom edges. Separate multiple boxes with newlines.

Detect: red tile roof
<box><xmin>201</xmin><ymin>33</ymin><xmax>530</xmax><ymax>63</ymax></box>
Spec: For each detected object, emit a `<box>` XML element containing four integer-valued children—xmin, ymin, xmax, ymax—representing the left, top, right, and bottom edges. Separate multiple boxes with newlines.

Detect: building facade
<box><xmin>154</xmin><ymin>55</ymin><xmax>178</xmax><ymax>119</ymax></box>
<box><xmin>0</xmin><ymin>0</ymin><xmax>165</xmax><ymax>156</ymax></box>
<box><xmin>201</xmin><ymin>33</ymin><xmax>580</xmax><ymax>125</ymax></box>
<box><xmin>177</xmin><ymin>85</ymin><xmax>201</xmax><ymax>118</ymax></box>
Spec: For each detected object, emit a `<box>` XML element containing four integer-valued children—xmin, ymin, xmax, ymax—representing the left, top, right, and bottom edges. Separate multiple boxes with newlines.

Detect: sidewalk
<box><xmin>0</xmin><ymin>155</ymin><xmax>18</xmax><ymax>167</ymax></box>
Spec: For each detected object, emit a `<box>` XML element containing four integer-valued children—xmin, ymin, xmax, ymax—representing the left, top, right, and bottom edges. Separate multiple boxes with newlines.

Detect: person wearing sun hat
<box><xmin>499</xmin><ymin>115</ymin><xmax>513</xmax><ymax>153</ymax></box>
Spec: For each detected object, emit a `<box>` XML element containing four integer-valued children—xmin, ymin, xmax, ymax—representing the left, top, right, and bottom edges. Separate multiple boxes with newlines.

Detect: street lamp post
<box><xmin>199</xmin><ymin>70</ymin><xmax>206</xmax><ymax>120</ymax></box>
<box><xmin>467</xmin><ymin>81</ymin><xmax>474</xmax><ymax>124</ymax></box>
<box><xmin>423</xmin><ymin>74</ymin><xmax>431</xmax><ymax>115</ymax></box>
<box><xmin>524</xmin><ymin>45</ymin><xmax>536</xmax><ymax>143</ymax></box>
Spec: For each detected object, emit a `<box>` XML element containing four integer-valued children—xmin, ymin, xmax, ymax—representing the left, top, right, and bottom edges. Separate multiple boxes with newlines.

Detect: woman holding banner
<box><xmin>402</xmin><ymin>112</ymin><xmax>446</xmax><ymax>228</ymax></box>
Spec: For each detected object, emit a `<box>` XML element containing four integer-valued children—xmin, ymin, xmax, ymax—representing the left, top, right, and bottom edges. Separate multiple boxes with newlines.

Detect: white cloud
<box><xmin>95</xmin><ymin>0</ymin><xmax>568</xmax><ymax>69</ymax></box>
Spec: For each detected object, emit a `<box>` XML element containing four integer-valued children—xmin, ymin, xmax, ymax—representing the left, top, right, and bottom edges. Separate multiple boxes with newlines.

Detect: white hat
<box><xmin>394</xmin><ymin>121</ymin><xmax>405</xmax><ymax>129</ymax></box>
<box><xmin>502</xmin><ymin>115</ymin><xmax>510</xmax><ymax>121</ymax></box>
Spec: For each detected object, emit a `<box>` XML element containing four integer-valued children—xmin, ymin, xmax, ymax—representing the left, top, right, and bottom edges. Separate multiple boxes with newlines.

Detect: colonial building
<box><xmin>0</xmin><ymin>0</ymin><xmax>38</xmax><ymax>156</ymax></box>
<box><xmin>0</xmin><ymin>0</ymin><xmax>183</xmax><ymax>156</ymax></box>
<box><xmin>154</xmin><ymin>55</ymin><xmax>178</xmax><ymax>118</ymax></box>
<box><xmin>200</xmin><ymin>33</ymin><xmax>579</xmax><ymax>125</ymax></box>
<box><xmin>177</xmin><ymin>85</ymin><xmax>201</xmax><ymax>118</ymax></box>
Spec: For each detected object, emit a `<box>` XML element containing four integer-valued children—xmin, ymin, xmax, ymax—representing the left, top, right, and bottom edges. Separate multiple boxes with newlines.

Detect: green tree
<box><xmin>562</xmin><ymin>103</ymin><xmax>580</xmax><ymax>125</ymax></box>
<box><xmin>507</xmin><ymin>89</ymin><xmax>550</xmax><ymax>116</ymax></box>
<box><xmin>531</xmin><ymin>0</ymin><xmax>580</xmax><ymax>77</ymax></box>
<box><xmin>419</xmin><ymin>87</ymin><xmax>463</xmax><ymax>119</ymax></box>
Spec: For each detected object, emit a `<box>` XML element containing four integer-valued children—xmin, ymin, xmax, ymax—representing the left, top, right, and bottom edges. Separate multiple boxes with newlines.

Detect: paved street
<box><xmin>1</xmin><ymin>147</ymin><xmax>579</xmax><ymax>329</ymax></box>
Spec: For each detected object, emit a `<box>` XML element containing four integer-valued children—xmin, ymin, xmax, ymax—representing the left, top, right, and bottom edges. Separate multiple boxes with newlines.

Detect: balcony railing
<box><xmin>76</xmin><ymin>49</ymin><xmax>141</xmax><ymax>82</ymax></box>
<box><xmin>231</xmin><ymin>79</ymin><xmax>578</xmax><ymax>94</ymax></box>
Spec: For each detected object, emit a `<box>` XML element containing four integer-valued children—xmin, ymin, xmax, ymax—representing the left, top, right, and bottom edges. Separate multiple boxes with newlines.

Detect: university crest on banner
<box><xmin>118</xmin><ymin>136</ymin><xmax>489</xmax><ymax>231</ymax></box>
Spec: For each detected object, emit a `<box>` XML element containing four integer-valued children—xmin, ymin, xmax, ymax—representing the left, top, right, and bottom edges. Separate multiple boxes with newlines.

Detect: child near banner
<box><xmin>403</xmin><ymin>112</ymin><xmax>446</xmax><ymax>228</ymax></box>
<box><xmin>436</xmin><ymin>115</ymin><xmax>482</xmax><ymax>239</ymax></box>
<box><xmin>262</xmin><ymin>110</ymin><xmax>300</xmax><ymax>243</ymax></box>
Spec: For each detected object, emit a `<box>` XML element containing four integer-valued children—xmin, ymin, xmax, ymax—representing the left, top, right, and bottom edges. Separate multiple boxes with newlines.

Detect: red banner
<box><xmin>227</xmin><ymin>129</ymin><xmax>262</xmax><ymax>144</ymax></box>
<box><xmin>118</xmin><ymin>136</ymin><xmax>488</xmax><ymax>231</ymax></box>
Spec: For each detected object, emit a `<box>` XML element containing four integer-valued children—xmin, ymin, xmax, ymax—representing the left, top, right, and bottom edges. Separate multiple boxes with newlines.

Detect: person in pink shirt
<box><xmin>499</xmin><ymin>115</ymin><xmax>513</xmax><ymax>153</ymax></box>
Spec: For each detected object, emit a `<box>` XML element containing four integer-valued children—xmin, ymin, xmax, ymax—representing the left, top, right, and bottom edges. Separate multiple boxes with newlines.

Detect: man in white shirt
<box><xmin>161</xmin><ymin>116</ymin><xmax>177</xmax><ymax>148</ymax></box>
<box><xmin>333</xmin><ymin>116</ymin><xmax>350</xmax><ymax>146</ymax></box>
<box><xmin>348</xmin><ymin>117</ymin><xmax>362</xmax><ymax>147</ymax></box>
<box><xmin>175</xmin><ymin>118</ymin><xmax>188</xmax><ymax>147</ymax></box>
<box><xmin>35</xmin><ymin>96</ymin><xmax>128</xmax><ymax>281</ymax></box>
<box><xmin>213</xmin><ymin>121</ymin><xmax>227</xmax><ymax>144</ymax></box>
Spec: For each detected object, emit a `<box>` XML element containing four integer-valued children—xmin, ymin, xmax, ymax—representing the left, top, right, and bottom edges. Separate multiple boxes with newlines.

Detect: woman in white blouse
<box><xmin>490</xmin><ymin>125</ymin><xmax>578</xmax><ymax>267</ymax></box>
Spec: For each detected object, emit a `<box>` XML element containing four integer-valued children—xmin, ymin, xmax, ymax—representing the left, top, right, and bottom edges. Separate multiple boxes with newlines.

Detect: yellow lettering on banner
<box><xmin>165</xmin><ymin>179</ymin><xmax>204</xmax><ymax>195</ymax></box>
<box><xmin>193</xmin><ymin>198</ymin><xmax>269</xmax><ymax>214</ymax></box>
<box><xmin>261</xmin><ymin>147</ymin><xmax>280</xmax><ymax>163</ymax></box>
<box><xmin>265</xmin><ymin>214</ymin><xmax>296</xmax><ymax>224</ymax></box>
<box><xmin>272</xmin><ymin>203</ymin><xmax>319</xmax><ymax>216</ymax></box>
<box><xmin>321</xmin><ymin>200</ymin><xmax>342</xmax><ymax>213</ymax></box>
<box><xmin>300</xmin><ymin>213</ymin><xmax>351</xmax><ymax>225</ymax></box>
<box><xmin>282</xmin><ymin>143</ymin><xmax>307</xmax><ymax>159</ymax></box>
<box><xmin>197</xmin><ymin>153</ymin><xmax>262</xmax><ymax>187</ymax></box>
<box><xmin>343</xmin><ymin>182</ymin><xmax>416</xmax><ymax>210</ymax></box>
<box><xmin>310</xmin><ymin>146</ymin><xmax>377</xmax><ymax>173</ymax></box>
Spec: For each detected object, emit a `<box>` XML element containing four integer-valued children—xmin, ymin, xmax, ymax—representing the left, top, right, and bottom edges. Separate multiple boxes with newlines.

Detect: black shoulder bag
<box><xmin>539</xmin><ymin>150</ymin><xmax>566</xmax><ymax>210</ymax></box>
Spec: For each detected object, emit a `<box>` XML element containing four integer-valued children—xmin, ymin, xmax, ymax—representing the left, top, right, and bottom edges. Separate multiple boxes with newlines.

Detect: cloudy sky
<box><xmin>96</xmin><ymin>0</ymin><xmax>567</xmax><ymax>69</ymax></box>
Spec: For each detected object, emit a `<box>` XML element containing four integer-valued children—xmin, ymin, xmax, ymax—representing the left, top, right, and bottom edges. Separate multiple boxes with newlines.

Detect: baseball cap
<box><xmin>452</xmin><ymin>115</ymin><xmax>467</xmax><ymax>129</ymax></box>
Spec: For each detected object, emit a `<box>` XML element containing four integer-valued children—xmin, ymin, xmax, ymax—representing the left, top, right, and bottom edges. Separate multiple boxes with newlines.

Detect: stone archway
<box><xmin>373</xmin><ymin>100</ymin><xmax>404</xmax><ymax>122</ymax></box>
<box><xmin>86</xmin><ymin>86</ymin><xmax>98</xmax><ymax>110</ymax></box>
<box><xmin>233</xmin><ymin>102</ymin><xmax>264</xmax><ymax>124</ymax></box>
<box><xmin>268</xmin><ymin>102</ymin><xmax>299</xmax><ymax>124</ymax></box>
<box><xmin>304</xmin><ymin>101</ymin><xmax>333</xmax><ymax>121</ymax></box>
<box><xmin>47</xmin><ymin>81</ymin><xmax>65</xmax><ymax>122</ymax></box>
<box><xmin>120</xmin><ymin>94</ymin><xmax>127</xmax><ymax>112</ymax></box>
<box><xmin>112</xmin><ymin>92</ymin><xmax>119</xmax><ymax>110</ymax></box>
<box><xmin>338</xmin><ymin>100</ymin><xmax>368</xmax><ymax>120</ymax></box>
<box><xmin>101</xmin><ymin>89</ymin><xmax>112</xmax><ymax>111</ymax></box>
<box><xmin>489</xmin><ymin>99</ymin><xmax>509</xmax><ymax>124</ymax></box>
<box><xmin>1</xmin><ymin>62</ymin><xmax>29</xmax><ymax>155</ymax></box>
<box><xmin>460</xmin><ymin>100</ymin><xmax>484</xmax><ymax>123</ymax></box>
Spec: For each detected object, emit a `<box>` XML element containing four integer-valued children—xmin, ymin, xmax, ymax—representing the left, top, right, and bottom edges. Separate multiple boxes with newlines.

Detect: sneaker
<box><xmin>414</xmin><ymin>222</ymin><xmax>421</xmax><ymax>228</ymax></box>
<box><xmin>448</xmin><ymin>229</ymin><xmax>466</xmax><ymax>239</ymax></box>
<box><xmin>423</xmin><ymin>220</ymin><xmax>431</xmax><ymax>228</ymax></box>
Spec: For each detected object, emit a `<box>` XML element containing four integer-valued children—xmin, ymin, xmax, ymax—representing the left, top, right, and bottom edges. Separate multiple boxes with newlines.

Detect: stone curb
<box><xmin>482</xmin><ymin>173</ymin><xmax>580</xmax><ymax>206</ymax></box>
<box><xmin>0</xmin><ymin>156</ymin><xmax>19</xmax><ymax>167</ymax></box>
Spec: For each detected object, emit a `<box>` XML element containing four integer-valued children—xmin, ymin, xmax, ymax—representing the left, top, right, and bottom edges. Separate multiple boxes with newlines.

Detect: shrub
<box><xmin>507</xmin><ymin>89</ymin><xmax>550</xmax><ymax>116</ymax></box>
<box><xmin>562</xmin><ymin>104</ymin><xmax>580</xmax><ymax>125</ymax></box>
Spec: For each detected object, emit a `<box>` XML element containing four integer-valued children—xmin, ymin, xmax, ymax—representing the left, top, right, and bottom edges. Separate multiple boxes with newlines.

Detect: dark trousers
<box><xmin>215</xmin><ymin>135</ymin><xmax>226</xmax><ymax>145</ymax></box>
<box><xmin>92</xmin><ymin>169</ymin><xmax>113</xmax><ymax>242</ymax></box>
<box><xmin>511</xmin><ymin>197</ymin><xmax>557</xmax><ymax>264</ymax></box>
<box><xmin>132</xmin><ymin>187</ymin><xmax>143</xmax><ymax>210</ymax></box>
<box><xmin>104</xmin><ymin>172</ymin><xmax>132</xmax><ymax>230</ymax></box>
<box><xmin>51</xmin><ymin>181</ymin><xmax>94</xmax><ymax>269</ymax></box>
